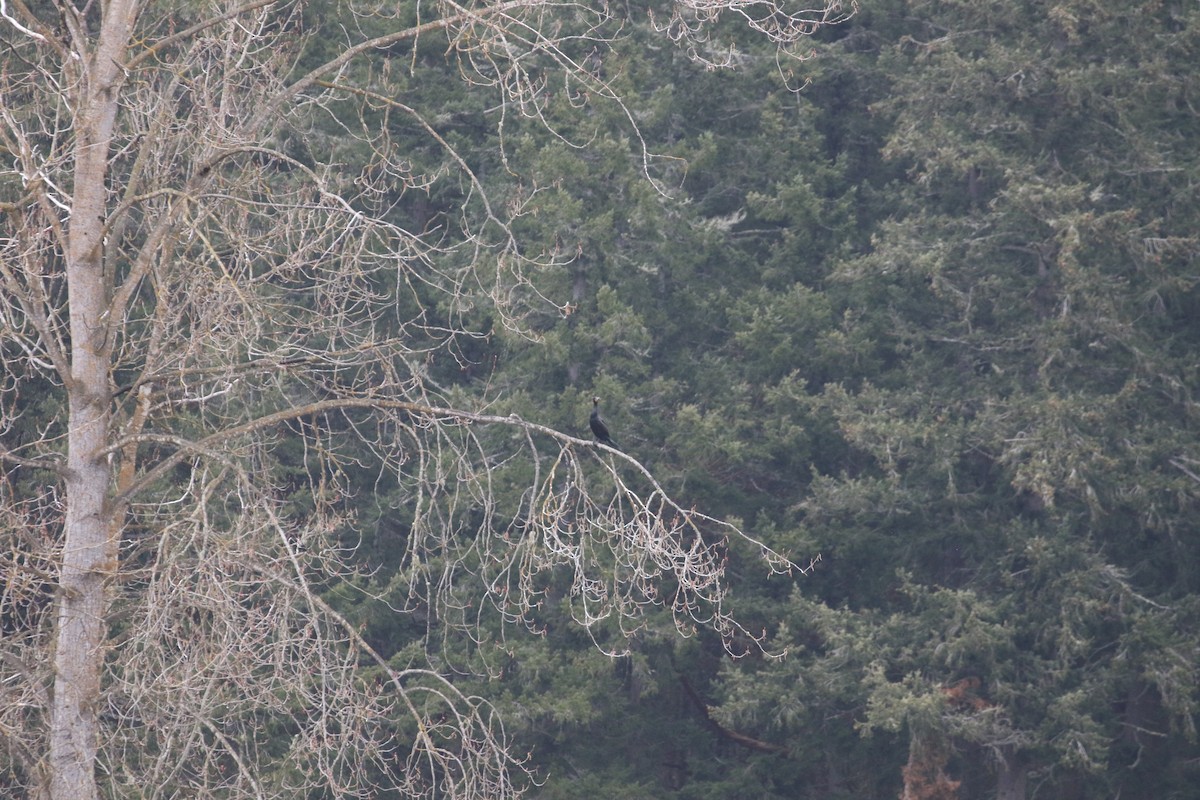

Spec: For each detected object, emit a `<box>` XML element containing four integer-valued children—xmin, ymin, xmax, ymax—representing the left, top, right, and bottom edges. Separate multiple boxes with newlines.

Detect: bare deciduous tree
<box><xmin>0</xmin><ymin>0</ymin><xmax>848</xmax><ymax>798</ymax></box>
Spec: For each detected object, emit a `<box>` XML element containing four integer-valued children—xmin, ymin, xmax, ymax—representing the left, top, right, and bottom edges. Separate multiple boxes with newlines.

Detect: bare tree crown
<box><xmin>0</xmin><ymin>0</ymin><xmax>847</xmax><ymax>797</ymax></box>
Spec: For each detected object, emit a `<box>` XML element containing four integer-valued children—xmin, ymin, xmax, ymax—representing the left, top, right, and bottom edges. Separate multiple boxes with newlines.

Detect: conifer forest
<box><xmin>2</xmin><ymin>0</ymin><xmax>1199</xmax><ymax>798</ymax></box>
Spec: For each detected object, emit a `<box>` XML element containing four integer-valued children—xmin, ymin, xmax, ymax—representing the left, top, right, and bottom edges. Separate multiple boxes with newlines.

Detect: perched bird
<box><xmin>589</xmin><ymin>396</ymin><xmax>618</xmax><ymax>449</ymax></box>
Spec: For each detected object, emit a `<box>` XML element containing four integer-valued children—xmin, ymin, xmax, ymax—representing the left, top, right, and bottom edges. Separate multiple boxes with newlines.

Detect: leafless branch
<box><xmin>0</xmin><ymin>0</ymin><xmax>844</xmax><ymax>796</ymax></box>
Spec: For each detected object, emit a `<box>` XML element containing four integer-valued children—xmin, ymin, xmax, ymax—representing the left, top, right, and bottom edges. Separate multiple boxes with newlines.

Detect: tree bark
<box><xmin>996</xmin><ymin>746</ymin><xmax>1027</xmax><ymax>800</ymax></box>
<box><xmin>48</xmin><ymin>4</ymin><xmax>134</xmax><ymax>799</ymax></box>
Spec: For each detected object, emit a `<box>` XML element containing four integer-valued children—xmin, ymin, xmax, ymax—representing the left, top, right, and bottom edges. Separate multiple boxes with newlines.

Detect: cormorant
<box><xmin>589</xmin><ymin>396</ymin><xmax>617</xmax><ymax>449</ymax></box>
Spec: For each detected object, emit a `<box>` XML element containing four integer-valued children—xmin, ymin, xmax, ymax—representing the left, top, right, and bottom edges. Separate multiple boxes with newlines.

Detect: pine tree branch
<box><xmin>676</xmin><ymin>671</ymin><xmax>789</xmax><ymax>755</ymax></box>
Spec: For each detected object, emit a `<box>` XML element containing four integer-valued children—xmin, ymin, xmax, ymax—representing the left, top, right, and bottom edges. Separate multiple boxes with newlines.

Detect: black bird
<box><xmin>589</xmin><ymin>396</ymin><xmax>617</xmax><ymax>448</ymax></box>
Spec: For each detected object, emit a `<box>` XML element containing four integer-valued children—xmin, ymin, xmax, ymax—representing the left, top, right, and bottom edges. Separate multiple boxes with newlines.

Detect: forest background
<box><xmin>2</xmin><ymin>0</ymin><xmax>1199</xmax><ymax>799</ymax></box>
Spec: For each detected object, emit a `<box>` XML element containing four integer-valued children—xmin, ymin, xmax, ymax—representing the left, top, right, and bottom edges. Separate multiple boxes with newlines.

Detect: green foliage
<box><xmin>423</xmin><ymin>0</ymin><xmax>1200</xmax><ymax>797</ymax></box>
<box><xmin>698</xmin><ymin>1</ymin><xmax>1200</xmax><ymax>798</ymax></box>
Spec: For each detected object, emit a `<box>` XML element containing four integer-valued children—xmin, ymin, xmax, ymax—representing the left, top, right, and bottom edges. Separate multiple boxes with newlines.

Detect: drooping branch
<box><xmin>677</xmin><ymin>670</ymin><xmax>789</xmax><ymax>754</ymax></box>
<box><xmin>109</xmin><ymin>392</ymin><xmax>794</xmax><ymax>565</ymax></box>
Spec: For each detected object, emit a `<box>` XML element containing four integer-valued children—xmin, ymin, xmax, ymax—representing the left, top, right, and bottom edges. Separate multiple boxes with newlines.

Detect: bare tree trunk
<box><xmin>49</xmin><ymin>410</ymin><xmax>112</xmax><ymax>800</ymax></box>
<box><xmin>48</xmin><ymin>4</ymin><xmax>134</xmax><ymax>798</ymax></box>
<box><xmin>996</xmin><ymin>747</ymin><xmax>1027</xmax><ymax>800</ymax></box>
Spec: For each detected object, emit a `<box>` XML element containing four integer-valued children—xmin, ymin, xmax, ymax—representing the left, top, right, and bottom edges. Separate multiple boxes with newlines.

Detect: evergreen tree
<box><xmin>713</xmin><ymin>2</ymin><xmax>1200</xmax><ymax>798</ymax></box>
